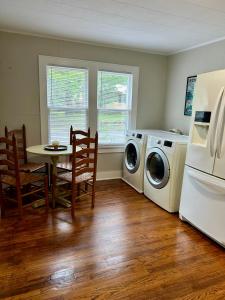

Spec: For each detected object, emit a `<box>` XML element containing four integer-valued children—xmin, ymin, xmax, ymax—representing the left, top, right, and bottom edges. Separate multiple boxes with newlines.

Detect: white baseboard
<box><xmin>97</xmin><ymin>170</ymin><xmax>122</xmax><ymax>181</ymax></box>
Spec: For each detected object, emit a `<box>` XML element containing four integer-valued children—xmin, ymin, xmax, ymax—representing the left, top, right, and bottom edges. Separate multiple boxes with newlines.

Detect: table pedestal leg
<box><xmin>51</xmin><ymin>156</ymin><xmax>71</xmax><ymax>208</ymax></box>
<box><xmin>51</xmin><ymin>156</ymin><xmax>58</xmax><ymax>176</ymax></box>
<box><xmin>51</xmin><ymin>156</ymin><xmax>58</xmax><ymax>209</ymax></box>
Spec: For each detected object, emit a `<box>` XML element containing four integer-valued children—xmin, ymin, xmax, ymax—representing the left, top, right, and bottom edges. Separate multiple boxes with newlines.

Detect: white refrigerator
<box><xmin>179</xmin><ymin>69</ymin><xmax>225</xmax><ymax>247</ymax></box>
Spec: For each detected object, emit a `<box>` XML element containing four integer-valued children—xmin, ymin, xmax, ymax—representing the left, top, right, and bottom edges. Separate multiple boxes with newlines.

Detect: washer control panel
<box><xmin>136</xmin><ymin>133</ymin><xmax>142</xmax><ymax>139</ymax></box>
<box><xmin>164</xmin><ymin>140</ymin><xmax>173</xmax><ymax>147</ymax></box>
<box><xmin>148</xmin><ymin>136</ymin><xmax>174</xmax><ymax>151</ymax></box>
<box><xmin>127</xmin><ymin>132</ymin><xmax>143</xmax><ymax>140</ymax></box>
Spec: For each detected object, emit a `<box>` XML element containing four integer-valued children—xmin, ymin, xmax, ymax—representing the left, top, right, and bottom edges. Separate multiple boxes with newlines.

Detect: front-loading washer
<box><xmin>144</xmin><ymin>132</ymin><xmax>188</xmax><ymax>212</ymax></box>
<box><xmin>122</xmin><ymin>129</ymin><xmax>165</xmax><ymax>193</ymax></box>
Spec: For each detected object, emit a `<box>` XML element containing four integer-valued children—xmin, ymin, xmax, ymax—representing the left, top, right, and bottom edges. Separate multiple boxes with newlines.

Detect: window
<box><xmin>47</xmin><ymin>66</ymin><xmax>88</xmax><ymax>144</ymax></box>
<box><xmin>39</xmin><ymin>56</ymin><xmax>139</xmax><ymax>150</ymax></box>
<box><xmin>97</xmin><ymin>71</ymin><xmax>132</xmax><ymax>145</ymax></box>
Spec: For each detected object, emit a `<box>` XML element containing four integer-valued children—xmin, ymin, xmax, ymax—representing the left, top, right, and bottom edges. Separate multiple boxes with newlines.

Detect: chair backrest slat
<box><xmin>76</xmin><ymin>148</ymin><xmax>95</xmax><ymax>157</ymax></box>
<box><xmin>0</xmin><ymin>149</ymin><xmax>14</xmax><ymax>158</ymax></box>
<box><xmin>74</xmin><ymin>137</ymin><xmax>96</xmax><ymax>146</ymax></box>
<box><xmin>0</xmin><ymin>159</ymin><xmax>15</xmax><ymax>168</ymax></box>
<box><xmin>0</xmin><ymin>137</ymin><xmax>13</xmax><ymax>145</ymax></box>
<box><xmin>3</xmin><ymin>147</ymin><xmax>25</xmax><ymax>159</ymax></box>
<box><xmin>76</xmin><ymin>158</ymin><xmax>95</xmax><ymax>168</ymax></box>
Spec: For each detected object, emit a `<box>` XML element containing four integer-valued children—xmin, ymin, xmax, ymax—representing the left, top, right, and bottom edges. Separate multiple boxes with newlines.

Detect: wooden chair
<box><xmin>52</xmin><ymin>132</ymin><xmax>98</xmax><ymax>218</ymax></box>
<box><xmin>56</xmin><ymin>126</ymin><xmax>91</xmax><ymax>172</ymax></box>
<box><xmin>0</xmin><ymin>136</ymin><xmax>49</xmax><ymax>217</ymax></box>
<box><xmin>5</xmin><ymin>125</ymin><xmax>48</xmax><ymax>174</ymax></box>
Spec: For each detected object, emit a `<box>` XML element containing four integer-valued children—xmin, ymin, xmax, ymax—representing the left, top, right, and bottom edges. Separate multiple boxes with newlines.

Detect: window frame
<box><xmin>39</xmin><ymin>55</ymin><xmax>139</xmax><ymax>151</ymax></box>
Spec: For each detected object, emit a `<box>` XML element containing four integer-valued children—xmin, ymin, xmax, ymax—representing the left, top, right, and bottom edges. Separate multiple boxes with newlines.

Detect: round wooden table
<box><xmin>26</xmin><ymin>144</ymin><xmax>79</xmax><ymax>208</ymax></box>
<box><xmin>27</xmin><ymin>144</ymin><xmax>73</xmax><ymax>174</ymax></box>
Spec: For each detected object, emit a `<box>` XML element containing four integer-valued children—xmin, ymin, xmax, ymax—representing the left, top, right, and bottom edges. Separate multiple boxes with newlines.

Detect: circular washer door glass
<box><xmin>146</xmin><ymin>148</ymin><xmax>170</xmax><ymax>189</ymax></box>
<box><xmin>125</xmin><ymin>140</ymin><xmax>140</xmax><ymax>173</ymax></box>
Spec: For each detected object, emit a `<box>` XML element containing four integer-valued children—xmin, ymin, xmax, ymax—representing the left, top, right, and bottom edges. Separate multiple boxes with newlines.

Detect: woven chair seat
<box><xmin>20</xmin><ymin>162</ymin><xmax>46</xmax><ymax>172</ymax></box>
<box><xmin>56</xmin><ymin>161</ymin><xmax>72</xmax><ymax>171</ymax></box>
<box><xmin>57</xmin><ymin>172</ymin><xmax>93</xmax><ymax>184</ymax></box>
<box><xmin>2</xmin><ymin>172</ymin><xmax>44</xmax><ymax>186</ymax></box>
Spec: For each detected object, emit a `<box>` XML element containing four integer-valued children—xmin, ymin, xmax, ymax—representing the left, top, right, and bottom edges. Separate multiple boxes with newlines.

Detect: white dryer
<box><xmin>144</xmin><ymin>132</ymin><xmax>188</xmax><ymax>212</ymax></box>
<box><xmin>122</xmin><ymin>129</ymin><xmax>164</xmax><ymax>193</ymax></box>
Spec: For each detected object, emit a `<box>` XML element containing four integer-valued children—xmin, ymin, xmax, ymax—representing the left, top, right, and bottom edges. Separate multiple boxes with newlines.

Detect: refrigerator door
<box><xmin>186</xmin><ymin>70</ymin><xmax>225</xmax><ymax>174</ymax></box>
<box><xmin>213</xmin><ymin>94</ymin><xmax>225</xmax><ymax>179</ymax></box>
<box><xmin>180</xmin><ymin>165</ymin><xmax>225</xmax><ymax>246</ymax></box>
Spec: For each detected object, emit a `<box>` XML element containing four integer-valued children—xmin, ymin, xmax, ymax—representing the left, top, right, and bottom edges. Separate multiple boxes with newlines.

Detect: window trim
<box><xmin>39</xmin><ymin>55</ymin><xmax>139</xmax><ymax>149</ymax></box>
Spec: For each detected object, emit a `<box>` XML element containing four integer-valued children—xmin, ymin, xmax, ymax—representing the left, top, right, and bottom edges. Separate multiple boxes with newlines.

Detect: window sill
<box><xmin>98</xmin><ymin>145</ymin><xmax>125</xmax><ymax>153</ymax></box>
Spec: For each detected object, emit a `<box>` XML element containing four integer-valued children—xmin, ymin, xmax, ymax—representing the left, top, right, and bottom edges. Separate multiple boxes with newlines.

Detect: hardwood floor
<box><xmin>0</xmin><ymin>179</ymin><xmax>225</xmax><ymax>299</ymax></box>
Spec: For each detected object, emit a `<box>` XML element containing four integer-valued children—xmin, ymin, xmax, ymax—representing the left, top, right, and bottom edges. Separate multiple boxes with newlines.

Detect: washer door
<box><xmin>125</xmin><ymin>140</ymin><xmax>140</xmax><ymax>174</ymax></box>
<box><xmin>145</xmin><ymin>147</ymin><xmax>170</xmax><ymax>189</ymax></box>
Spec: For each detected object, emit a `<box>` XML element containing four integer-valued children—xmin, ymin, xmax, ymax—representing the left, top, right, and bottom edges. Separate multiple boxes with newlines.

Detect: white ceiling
<box><xmin>1</xmin><ymin>0</ymin><xmax>225</xmax><ymax>55</ymax></box>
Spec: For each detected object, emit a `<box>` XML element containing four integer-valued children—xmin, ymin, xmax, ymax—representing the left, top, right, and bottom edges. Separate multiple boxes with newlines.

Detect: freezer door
<box><xmin>180</xmin><ymin>165</ymin><xmax>225</xmax><ymax>246</ymax></box>
<box><xmin>186</xmin><ymin>70</ymin><xmax>225</xmax><ymax>174</ymax></box>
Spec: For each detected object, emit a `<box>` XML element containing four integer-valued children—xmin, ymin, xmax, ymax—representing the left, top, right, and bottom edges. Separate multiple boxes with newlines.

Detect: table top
<box><xmin>26</xmin><ymin>144</ymin><xmax>75</xmax><ymax>156</ymax></box>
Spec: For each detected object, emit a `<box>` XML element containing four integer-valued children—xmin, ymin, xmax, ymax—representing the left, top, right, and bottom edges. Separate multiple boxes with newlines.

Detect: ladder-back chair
<box><xmin>0</xmin><ymin>135</ymin><xmax>49</xmax><ymax>217</ymax></box>
<box><xmin>52</xmin><ymin>132</ymin><xmax>98</xmax><ymax>218</ymax></box>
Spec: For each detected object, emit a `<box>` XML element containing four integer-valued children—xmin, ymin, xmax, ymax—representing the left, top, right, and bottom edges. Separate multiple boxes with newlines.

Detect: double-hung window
<box><xmin>39</xmin><ymin>56</ymin><xmax>139</xmax><ymax>150</ymax></box>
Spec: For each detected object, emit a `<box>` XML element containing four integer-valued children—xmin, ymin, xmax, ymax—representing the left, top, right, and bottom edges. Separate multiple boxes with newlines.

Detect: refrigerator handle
<box><xmin>210</xmin><ymin>87</ymin><xmax>224</xmax><ymax>157</ymax></box>
<box><xmin>187</xmin><ymin>168</ymin><xmax>225</xmax><ymax>195</ymax></box>
<box><xmin>216</xmin><ymin>93</ymin><xmax>225</xmax><ymax>159</ymax></box>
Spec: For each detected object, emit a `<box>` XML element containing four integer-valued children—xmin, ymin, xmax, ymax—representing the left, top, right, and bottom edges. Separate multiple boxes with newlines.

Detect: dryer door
<box><xmin>145</xmin><ymin>147</ymin><xmax>170</xmax><ymax>189</ymax></box>
<box><xmin>125</xmin><ymin>139</ymin><xmax>140</xmax><ymax>173</ymax></box>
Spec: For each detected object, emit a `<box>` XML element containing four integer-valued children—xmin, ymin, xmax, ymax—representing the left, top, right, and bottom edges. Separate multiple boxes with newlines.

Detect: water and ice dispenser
<box><xmin>191</xmin><ymin>111</ymin><xmax>211</xmax><ymax>146</ymax></box>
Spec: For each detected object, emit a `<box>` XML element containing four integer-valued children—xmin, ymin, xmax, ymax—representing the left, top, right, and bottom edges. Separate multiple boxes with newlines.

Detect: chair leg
<box><xmin>50</xmin><ymin>164</ymin><xmax>53</xmax><ymax>188</ymax></box>
<box><xmin>71</xmin><ymin>184</ymin><xmax>76</xmax><ymax>219</ymax></box>
<box><xmin>52</xmin><ymin>175</ymin><xmax>56</xmax><ymax>209</ymax></box>
<box><xmin>45</xmin><ymin>176</ymin><xmax>49</xmax><ymax>213</ymax></box>
<box><xmin>0</xmin><ymin>182</ymin><xmax>5</xmax><ymax>218</ymax></box>
<box><xmin>16</xmin><ymin>187</ymin><xmax>23</xmax><ymax>217</ymax></box>
<box><xmin>91</xmin><ymin>183</ymin><xmax>95</xmax><ymax>209</ymax></box>
<box><xmin>85</xmin><ymin>182</ymin><xmax>88</xmax><ymax>192</ymax></box>
<box><xmin>45</xmin><ymin>163</ymin><xmax>50</xmax><ymax>188</ymax></box>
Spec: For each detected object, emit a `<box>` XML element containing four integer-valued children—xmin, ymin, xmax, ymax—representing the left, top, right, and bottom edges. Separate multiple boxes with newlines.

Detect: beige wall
<box><xmin>164</xmin><ymin>40</ymin><xmax>225</xmax><ymax>135</ymax></box>
<box><xmin>0</xmin><ymin>31</ymin><xmax>167</xmax><ymax>179</ymax></box>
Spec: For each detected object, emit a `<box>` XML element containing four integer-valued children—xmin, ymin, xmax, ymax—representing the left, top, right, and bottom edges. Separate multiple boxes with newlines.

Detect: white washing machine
<box><xmin>144</xmin><ymin>132</ymin><xmax>188</xmax><ymax>212</ymax></box>
<box><xmin>122</xmin><ymin>129</ymin><xmax>165</xmax><ymax>193</ymax></box>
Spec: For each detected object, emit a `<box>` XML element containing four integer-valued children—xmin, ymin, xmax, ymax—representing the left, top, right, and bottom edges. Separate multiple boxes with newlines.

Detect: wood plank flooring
<box><xmin>0</xmin><ymin>179</ymin><xmax>225</xmax><ymax>299</ymax></box>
